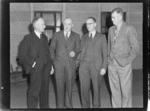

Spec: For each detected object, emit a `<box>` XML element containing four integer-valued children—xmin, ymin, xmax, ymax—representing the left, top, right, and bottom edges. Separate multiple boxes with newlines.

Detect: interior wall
<box><xmin>10</xmin><ymin>3</ymin><xmax>32</xmax><ymax>71</ymax></box>
<box><xmin>127</xmin><ymin>3</ymin><xmax>143</xmax><ymax>69</ymax></box>
<box><xmin>10</xmin><ymin>3</ymin><xmax>143</xmax><ymax>71</ymax></box>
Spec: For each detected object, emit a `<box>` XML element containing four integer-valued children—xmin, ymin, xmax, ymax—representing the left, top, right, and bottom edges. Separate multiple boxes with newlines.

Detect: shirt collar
<box><xmin>116</xmin><ymin>21</ymin><xmax>123</xmax><ymax>31</ymax></box>
<box><xmin>34</xmin><ymin>30</ymin><xmax>41</xmax><ymax>39</ymax></box>
<box><xmin>64</xmin><ymin>31</ymin><xmax>71</xmax><ymax>37</ymax></box>
<box><xmin>89</xmin><ymin>30</ymin><xmax>96</xmax><ymax>38</ymax></box>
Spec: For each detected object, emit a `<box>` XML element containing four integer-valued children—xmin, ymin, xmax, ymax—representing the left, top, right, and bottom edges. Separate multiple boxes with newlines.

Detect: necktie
<box><xmin>114</xmin><ymin>29</ymin><xmax>118</xmax><ymax>43</ymax></box>
<box><xmin>65</xmin><ymin>32</ymin><xmax>69</xmax><ymax>41</ymax></box>
<box><xmin>89</xmin><ymin>33</ymin><xmax>92</xmax><ymax>38</ymax></box>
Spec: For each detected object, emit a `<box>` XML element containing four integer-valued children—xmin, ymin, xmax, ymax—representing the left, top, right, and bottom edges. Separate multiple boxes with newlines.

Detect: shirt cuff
<box><xmin>32</xmin><ymin>62</ymin><xmax>36</xmax><ymax>67</ymax></box>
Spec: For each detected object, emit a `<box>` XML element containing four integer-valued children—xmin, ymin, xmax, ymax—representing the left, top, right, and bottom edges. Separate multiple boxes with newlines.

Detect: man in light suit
<box><xmin>19</xmin><ymin>17</ymin><xmax>52</xmax><ymax>108</ymax></box>
<box><xmin>108</xmin><ymin>7</ymin><xmax>140</xmax><ymax>107</ymax></box>
<box><xmin>79</xmin><ymin>17</ymin><xmax>107</xmax><ymax>108</ymax></box>
<box><xmin>50</xmin><ymin>17</ymin><xmax>80</xmax><ymax>108</ymax></box>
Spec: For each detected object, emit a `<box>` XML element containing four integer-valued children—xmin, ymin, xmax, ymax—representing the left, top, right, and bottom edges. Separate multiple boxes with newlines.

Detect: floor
<box><xmin>10</xmin><ymin>70</ymin><xmax>143</xmax><ymax>109</ymax></box>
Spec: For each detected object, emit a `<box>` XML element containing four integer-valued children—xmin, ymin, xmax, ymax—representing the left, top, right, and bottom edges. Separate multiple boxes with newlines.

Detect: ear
<box><xmin>119</xmin><ymin>14</ymin><xmax>123</xmax><ymax>20</ymax></box>
<box><xmin>71</xmin><ymin>23</ymin><xmax>74</xmax><ymax>27</ymax></box>
<box><xmin>34</xmin><ymin>22</ymin><xmax>37</xmax><ymax>29</ymax></box>
<box><xmin>94</xmin><ymin>23</ymin><xmax>97</xmax><ymax>27</ymax></box>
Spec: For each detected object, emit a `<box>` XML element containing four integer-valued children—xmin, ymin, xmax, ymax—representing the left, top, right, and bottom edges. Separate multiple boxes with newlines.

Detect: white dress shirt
<box><xmin>34</xmin><ymin>30</ymin><xmax>41</xmax><ymax>39</ymax></box>
<box><xmin>64</xmin><ymin>31</ymin><xmax>71</xmax><ymax>38</ymax></box>
<box><xmin>89</xmin><ymin>30</ymin><xmax>96</xmax><ymax>38</ymax></box>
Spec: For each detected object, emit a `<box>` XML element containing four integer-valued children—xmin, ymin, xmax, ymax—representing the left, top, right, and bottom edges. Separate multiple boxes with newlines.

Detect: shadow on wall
<box><xmin>81</xmin><ymin>23</ymin><xmax>88</xmax><ymax>35</ymax></box>
<box><xmin>15</xmin><ymin>23</ymin><xmax>33</xmax><ymax>71</ymax></box>
<box><xmin>28</xmin><ymin>23</ymin><xmax>34</xmax><ymax>34</ymax></box>
<box><xmin>16</xmin><ymin>23</ymin><xmax>33</xmax><ymax>66</ymax></box>
<box><xmin>12</xmin><ymin>23</ymin><xmax>34</xmax><ymax>85</ymax></box>
<box><xmin>60</xmin><ymin>22</ymin><xmax>64</xmax><ymax>31</ymax></box>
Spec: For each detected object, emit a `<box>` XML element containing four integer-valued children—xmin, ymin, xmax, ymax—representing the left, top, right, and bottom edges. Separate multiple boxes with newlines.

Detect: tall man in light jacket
<box><xmin>108</xmin><ymin>7</ymin><xmax>140</xmax><ymax>107</ymax></box>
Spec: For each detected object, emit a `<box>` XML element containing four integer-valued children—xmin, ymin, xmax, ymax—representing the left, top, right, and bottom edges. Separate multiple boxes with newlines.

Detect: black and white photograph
<box><xmin>0</xmin><ymin>1</ymin><xmax>149</xmax><ymax>111</ymax></box>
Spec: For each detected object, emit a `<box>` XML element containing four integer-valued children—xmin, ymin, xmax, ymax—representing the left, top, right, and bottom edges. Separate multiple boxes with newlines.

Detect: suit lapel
<box><xmin>42</xmin><ymin>34</ymin><xmax>50</xmax><ymax>52</ymax></box>
<box><xmin>81</xmin><ymin>32</ymin><xmax>99</xmax><ymax>59</ymax></box>
<box><xmin>84</xmin><ymin>34</ymin><xmax>89</xmax><ymax>48</ymax></box>
<box><xmin>93</xmin><ymin>32</ymin><xmax>99</xmax><ymax>45</ymax></box>
<box><xmin>32</xmin><ymin>32</ymin><xmax>41</xmax><ymax>45</ymax></box>
<box><xmin>68</xmin><ymin>31</ymin><xmax>73</xmax><ymax>41</ymax></box>
<box><xmin>59</xmin><ymin>31</ymin><xmax>66</xmax><ymax>42</ymax></box>
<box><xmin>33</xmin><ymin>32</ymin><xmax>39</xmax><ymax>40</ymax></box>
<box><xmin>67</xmin><ymin>31</ymin><xmax>75</xmax><ymax>43</ymax></box>
<box><xmin>83</xmin><ymin>32</ymin><xmax>99</xmax><ymax>49</ymax></box>
<box><xmin>59</xmin><ymin>31</ymin><xmax>67</xmax><ymax>47</ymax></box>
<box><xmin>114</xmin><ymin>22</ymin><xmax>126</xmax><ymax>44</ymax></box>
<box><xmin>111</xmin><ymin>27</ymin><xmax>116</xmax><ymax>48</ymax></box>
<box><xmin>80</xmin><ymin>34</ymin><xmax>88</xmax><ymax>59</ymax></box>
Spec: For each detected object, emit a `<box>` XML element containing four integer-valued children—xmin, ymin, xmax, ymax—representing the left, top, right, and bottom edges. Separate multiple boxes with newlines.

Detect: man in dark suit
<box><xmin>79</xmin><ymin>17</ymin><xmax>107</xmax><ymax>108</ymax></box>
<box><xmin>108</xmin><ymin>8</ymin><xmax>140</xmax><ymax>107</ymax></box>
<box><xmin>50</xmin><ymin>17</ymin><xmax>80</xmax><ymax>108</ymax></box>
<box><xmin>19</xmin><ymin>17</ymin><xmax>52</xmax><ymax>108</ymax></box>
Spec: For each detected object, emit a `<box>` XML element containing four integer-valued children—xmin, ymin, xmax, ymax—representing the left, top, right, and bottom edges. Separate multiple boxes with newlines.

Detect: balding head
<box><xmin>63</xmin><ymin>17</ymin><xmax>73</xmax><ymax>32</ymax></box>
<box><xmin>32</xmin><ymin>17</ymin><xmax>46</xmax><ymax>33</ymax></box>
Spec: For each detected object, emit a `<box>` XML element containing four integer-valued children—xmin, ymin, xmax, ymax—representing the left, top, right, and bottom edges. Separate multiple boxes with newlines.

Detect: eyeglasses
<box><xmin>86</xmin><ymin>23</ymin><xmax>94</xmax><ymax>25</ymax></box>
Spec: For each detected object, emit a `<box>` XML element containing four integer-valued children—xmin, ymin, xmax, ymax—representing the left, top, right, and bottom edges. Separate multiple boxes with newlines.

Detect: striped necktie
<box><xmin>114</xmin><ymin>29</ymin><xmax>118</xmax><ymax>43</ymax></box>
<box><xmin>89</xmin><ymin>33</ymin><xmax>92</xmax><ymax>38</ymax></box>
<box><xmin>65</xmin><ymin>32</ymin><xmax>69</xmax><ymax>41</ymax></box>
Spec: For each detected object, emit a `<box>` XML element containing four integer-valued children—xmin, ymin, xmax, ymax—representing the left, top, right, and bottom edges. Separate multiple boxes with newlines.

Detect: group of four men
<box><xmin>19</xmin><ymin>7</ymin><xmax>139</xmax><ymax>109</ymax></box>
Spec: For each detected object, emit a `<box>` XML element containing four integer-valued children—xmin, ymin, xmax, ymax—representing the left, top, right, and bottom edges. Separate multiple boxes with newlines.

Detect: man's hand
<box><xmin>100</xmin><ymin>68</ymin><xmax>106</xmax><ymax>75</ymax></box>
<box><xmin>50</xmin><ymin>66</ymin><xmax>54</xmax><ymax>75</ymax></box>
<box><xmin>70</xmin><ymin>51</ymin><xmax>75</xmax><ymax>58</ymax></box>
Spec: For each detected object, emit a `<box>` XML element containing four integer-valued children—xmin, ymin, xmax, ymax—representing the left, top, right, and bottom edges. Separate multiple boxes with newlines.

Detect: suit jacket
<box><xmin>80</xmin><ymin>32</ymin><xmax>107</xmax><ymax>71</ymax></box>
<box><xmin>108</xmin><ymin>22</ymin><xmax>140</xmax><ymax>67</ymax></box>
<box><xmin>50</xmin><ymin>30</ymin><xmax>81</xmax><ymax>69</ymax></box>
<box><xmin>19</xmin><ymin>32</ymin><xmax>51</xmax><ymax>73</ymax></box>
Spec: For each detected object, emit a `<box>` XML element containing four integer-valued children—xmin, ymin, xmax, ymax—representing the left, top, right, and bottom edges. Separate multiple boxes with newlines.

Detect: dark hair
<box><xmin>111</xmin><ymin>7</ymin><xmax>124</xmax><ymax>17</ymax></box>
<box><xmin>87</xmin><ymin>17</ymin><xmax>96</xmax><ymax>23</ymax></box>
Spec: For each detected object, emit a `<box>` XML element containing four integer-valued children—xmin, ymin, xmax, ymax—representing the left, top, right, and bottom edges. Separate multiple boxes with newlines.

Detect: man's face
<box><xmin>63</xmin><ymin>18</ymin><xmax>73</xmax><ymax>32</ymax></box>
<box><xmin>111</xmin><ymin>11</ymin><xmax>122</xmax><ymax>26</ymax></box>
<box><xmin>86</xmin><ymin>18</ymin><xmax>96</xmax><ymax>32</ymax></box>
<box><xmin>35</xmin><ymin>18</ymin><xmax>46</xmax><ymax>33</ymax></box>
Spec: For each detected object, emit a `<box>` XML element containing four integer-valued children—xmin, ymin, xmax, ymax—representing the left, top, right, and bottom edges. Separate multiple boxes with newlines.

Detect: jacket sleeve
<box><xmin>75</xmin><ymin>34</ymin><xmax>81</xmax><ymax>58</ymax></box>
<box><xmin>107</xmin><ymin>28</ymin><xmax>111</xmax><ymax>58</ymax></box>
<box><xmin>102</xmin><ymin>34</ymin><xmax>108</xmax><ymax>69</ymax></box>
<box><xmin>78</xmin><ymin>35</ymin><xmax>85</xmax><ymax>62</ymax></box>
<box><xmin>127</xmin><ymin>26</ymin><xmax>140</xmax><ymax>62</ymax></box>
<box><xmin>50</xmin><ymin>33</ymin><xmax>57</xmax><ymax>61</ymax></box>
<box><xmin>74</xmin><ymin>34</ymin><xmax>81</xmax><ymax>66</ymax></box>
<box><xmin>42</xmin><ymin>34</ymin><xmax>52</xmax><ymax>64</ymax></box>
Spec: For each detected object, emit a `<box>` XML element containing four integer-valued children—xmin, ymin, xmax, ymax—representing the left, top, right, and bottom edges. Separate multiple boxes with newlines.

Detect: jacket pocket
<box><xmin>115</xmin><ymin>53</ymin><xmax>131</xmax><ymax>67</ymax></box>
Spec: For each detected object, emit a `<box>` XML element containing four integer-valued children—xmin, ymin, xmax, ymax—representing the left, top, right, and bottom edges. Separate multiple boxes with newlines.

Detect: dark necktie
<box><xmin>89</xmin><ymin>33</ymin><xmax>92</xmax><ymax>38</ymax></box>
<box><xmin>65</xmin><ymin>32</ymin><xmax>69</xmax><ymax>41</ymax></box>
